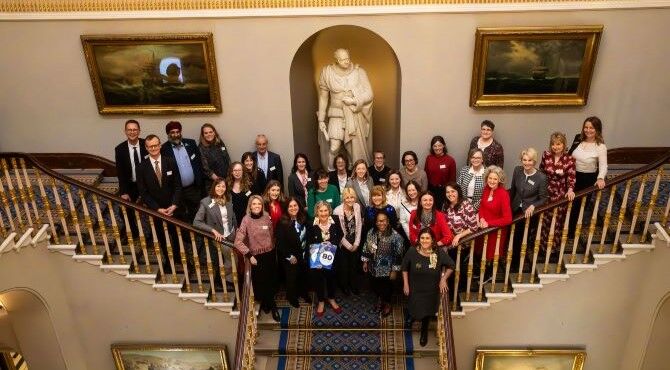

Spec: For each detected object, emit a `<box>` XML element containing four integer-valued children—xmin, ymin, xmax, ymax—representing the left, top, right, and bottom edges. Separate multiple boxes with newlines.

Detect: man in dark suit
<box><xmin>161</xmin><ymin>121</ymin><xmax>204</xmax><ymax>223</ymax></box>
<box><xmin>114</xmin><ymin>119</ymin><xmax>148</xmax><ymax>237</ymax></box>
<box><xmin>253</xmin><ymin>134</ymin><xmax>283</xmax><ymax>191</ymax></box>
<box><xmin>137</xmin><ymin>134</ymin><xmax>182</xmax><ymax>266</ymax></box>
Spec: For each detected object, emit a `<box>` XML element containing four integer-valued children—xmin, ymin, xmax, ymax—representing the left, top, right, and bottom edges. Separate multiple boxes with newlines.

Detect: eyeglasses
<box><xmin>405</xmin><ymin>159</ymin><xmax>415</xmax><ymax>163</ymax></box>
<box><xmin>147</xmin><ymin>144</ymin><xmax>160</xmax><ymax>149</ymax></box>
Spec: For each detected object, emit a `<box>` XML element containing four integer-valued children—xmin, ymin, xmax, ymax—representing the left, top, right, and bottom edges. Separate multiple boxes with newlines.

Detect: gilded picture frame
<box><xmin>81</xmin><ymin>33</ymin><xmax>222</xmax><ymax>114</ymax></box>
<box><xmin>111</xmin><ymin>343</ymin><xmax>229</xmax><ymax>370</ymax></box>
<box><xmin>475</xmin><ymin>349</ymin><xmax>586</xmax><ymax>370</ymax></box>
<box><xmin>469</xmin><ymin>26</ymin><xmax>603</xmax><ymax>107</ymax></box>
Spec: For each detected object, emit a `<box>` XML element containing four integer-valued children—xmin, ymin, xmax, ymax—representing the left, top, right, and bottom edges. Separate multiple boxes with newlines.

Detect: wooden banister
<box><xmin>232</xmin><ymin>257</ymin><xmax>253</xmax><ymax>370</ymax></box>
<box><xmin>30</xmin><ymin>152</ymin><xmax>117</xmax><ymax>177</ymax></box>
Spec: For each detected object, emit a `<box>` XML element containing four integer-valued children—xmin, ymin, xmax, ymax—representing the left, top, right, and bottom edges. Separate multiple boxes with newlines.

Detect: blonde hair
<box><xmin>370</xmin><ymin>185</ymin><xmax>388</xmax><ymax>207</ymax></box>
<box><xmin>549</xmin><ymin>132</ymin><xmax>567</xmax><ymax>152</ymax></box>
<box><xmin>484</xmin><ymin>165</ymin><xmax>506</xmax><ymax>185</ymax></box>
<box><xmin>341</xmin><ymin>187</ymin><xmax>358</xmax><ymax>203</ymax></box>
<box><xmin>314</xmin><ymin>200</ymin><xmax>333</xmax><ymax>215</ymax></box>
<box><xmin>519</xmin><ymin>147</ymin><xmax>538</xmax><ymax>164</ymax></box>
<box><xmin>245</xmin><ymin>195</ymin><xmax>265</xmax><ymax>215</ymax></box>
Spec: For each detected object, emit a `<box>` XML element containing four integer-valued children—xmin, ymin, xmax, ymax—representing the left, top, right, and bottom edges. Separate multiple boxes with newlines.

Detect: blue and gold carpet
<box><xmin>276</xmin><ymin>292</ymin><xmax>414</xmax><ymax>370</ymax></box>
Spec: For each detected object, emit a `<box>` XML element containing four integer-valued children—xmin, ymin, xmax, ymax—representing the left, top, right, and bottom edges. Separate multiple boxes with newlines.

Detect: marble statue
<box><xmin>317</xmin><ymin>48</ymin><xmax>374</xmax><ymax>170</ymax></box>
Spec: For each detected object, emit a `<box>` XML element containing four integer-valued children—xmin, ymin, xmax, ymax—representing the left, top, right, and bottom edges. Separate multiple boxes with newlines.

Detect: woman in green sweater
<box><xmin>307</xmin><ymin>169</ymin><xmax>341</xmax><ymax>220</ymax></box>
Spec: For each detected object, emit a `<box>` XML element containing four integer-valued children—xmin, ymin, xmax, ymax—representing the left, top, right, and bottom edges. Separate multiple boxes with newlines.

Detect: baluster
<box><xmin>119</xmin><ymin>206</ymin><xmax>138</xmax><ymax>272</ymax></box>
<box><xmin>50</xmin><ymin>178</ymin><xmax>71</xmax><ymax>244</ymax></box>
<box><xmin>502</xmin><ymin>224</ymin><xmax>515</xmax><ymax>293</ymax></box>
<box><xmin>627</xmin><ymin>174</ymin><xmax>648</xmax><ymax>243</ymax></box>
<box><xmin>543</xmin><ymin>209</ymin><xmax>558</xmax><ymax>273</ymax></box>
<box><xmin>611</xmin><ymin>180</ymin><xmax>632</xmax><ymax>254</ymax></box>
<box><xmin>464</xmin><ymin>240</ymin><xmax>475</xmax><ymax>302</ymax></box>
<box><xmin>162</xmin><ymin>222</ymin><xmax>179</xmax><ymax>284</ymax></box>
<box><xmin>452</xmin><ymin>245</ymin><xmax>461</xmax><ymax>311</ymax></box>
<box><xmin>570</xmin><ymin>197</ymin><xmax>587</xmax><ymax>264</ymax></box>
<box><xmin>64</xmin><ymin>184</ymin><xmax>85</xmax><ymax>254</ymax></box>
<box><xmin>0</xmin><ymin>173</ymin><xmax>16</xmax><ymax>232</ymax></box>
<box><xmin>556</xmin><ymin>201</ymin><xmax>573</xmax><ymax>273</ymax></box>
<box><xmin>19</xmin><ymin>159</ymin><xmax>40</xmax><ymax>223</ymax></box>
<box><xmin>176</xmin><ymin>228</ymin><xmax>191</xmax><ymax>292</ymax></box>
<box><xmin>134</xmin><ymin>212</ymin><xmax>152</xmax><ymax>273</ymax></box>
<box><xmin>662</xmin><ymin>183</ymin><xmax>670</xmax><ymax>227</ymax></box>
<box><xmin>598</xmin><ymin>187</ymin><xmax>617</xmax><ymax>253</ymax></box>
<box><xmin>477</xmin><ymin>234</ymin><xmax>488</xmax><ymax>302</ymax></box>
<box><xmin>148</xmin><ymin>217</ymin><xmax>166</xmax><ymax>283</ymax></box>
<box><xmin>529</xmin><ymin>213</ymin><xmax>544</xmax><ymax>284</ymax></box>
<box><xmin>108</xmin><ymin>201</ymin><xmax>127</xmax><ymax>265</ymax></box>
<box><xmin>640</xmin><ymin>167</ymin><xmax>663</xmax><ymax>243</ymax></box>
<box><xmin>489</xmin><ymin>230</ymin><xmax>502</xmax><ymax>293</ymax></box>
<box><xmin>34</xmin><ymin>170</ymin><xmax>58</xmax><ymax>243</ymax></box>
<box><xmin>10</xmin><ymin>158</ymin><xmax>33</xmax><ymax>227</ymax></box>
<box><xmin>79</xmin><ymin>190</ymin><xmax>99</xmax><ymax>255</ymax></box>
<box><xmin>216</xmin><ymin>241</ymin><xmax>228</xmax><ymax>300</ymax></box>
<box><xmin>92</xmin><ymin>195</ymin><xmax>112</xmax><ymax>263</ymax></box>
<box><xmin>204</xmin><ymin>238</ymin><xmax>217</xmax><ymax>302</ymax></box>
<box><xmin>230</xmin><ymin>248</ymin><xmax>241</xmax><ymax>308</ymax></box>
<box><xmin>437</xmin><ymin>298</ymin><xmax>447</xmax><ymax>368</ymax></box>
<box><xmin>516</xmin><ymin>218</ymin><xmax>530</xmax><ymax>283</ymax></box>
<box><xmin>582</xmin><ymin>191</ymin><xmax>603</xmax><ymax>264</ymax></box>
<box><xmin>2</xmin><ymin>158</ymin><xmax>25</xmax><ymax>228</ymax></box>
<box><xmin>190</xmin><ymin>231</ymin><xmax>205</xmax><ymax>294</ymax></box>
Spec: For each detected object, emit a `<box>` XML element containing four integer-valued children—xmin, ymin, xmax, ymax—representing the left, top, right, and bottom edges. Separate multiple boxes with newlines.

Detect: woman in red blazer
<box><xmin>477</xmin><ymin>166</ymin><xmax>513</xmax><ymax>260</ymax></box>
<box><xmin>408</xmin><ymin>192</ymin><xmax>453</xmax><ymax>251</ymax></box>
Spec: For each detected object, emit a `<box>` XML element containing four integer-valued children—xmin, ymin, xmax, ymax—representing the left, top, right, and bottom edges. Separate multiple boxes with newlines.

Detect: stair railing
<box><xmin>453</xmin><ymin>147</ymin><xmax>670</xmax><ymax>308</ymax></box>
<box><xmin>437</xmin><ymin>291</ymin><xmax>457</xmax><ymax>369</ymax></box>
<box><xmin>232</xmin><ymin>257</ymin><xmax>257</xmax><ymax>370</ymax></box>
<box><xmin>0</xmin><ymin>151</ymin><xmax>244</xmax><ymax>321</ymax></box>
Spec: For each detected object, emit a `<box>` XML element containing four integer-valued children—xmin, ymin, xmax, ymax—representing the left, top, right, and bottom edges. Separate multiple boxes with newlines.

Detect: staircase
<box><xmin>0</xmin><ymin>148</ymin><xmax>668</xmax><ymax>370</ymax></box>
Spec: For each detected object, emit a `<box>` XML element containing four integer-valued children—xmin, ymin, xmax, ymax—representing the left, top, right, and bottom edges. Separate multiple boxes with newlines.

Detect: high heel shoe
<box><xmin>315</xmin><ymin>303</ymin><xmax>325</xmax><ymax>318</ymax></box>
<box><xmin>271</xmin><ymin>308</ymin><xmax>281</xmax><ymax>322</ymax></box>
<box><xmin>329</xmin><ymin>301</ymin><xmax>342</xmax><ymax>314</ymax></box>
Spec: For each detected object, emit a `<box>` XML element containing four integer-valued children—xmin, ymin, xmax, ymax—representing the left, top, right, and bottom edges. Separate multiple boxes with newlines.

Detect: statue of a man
<box><xmin>317</xmin><ymin>48</ymin><xmax>374</xmax><ymax>170</ymax></box>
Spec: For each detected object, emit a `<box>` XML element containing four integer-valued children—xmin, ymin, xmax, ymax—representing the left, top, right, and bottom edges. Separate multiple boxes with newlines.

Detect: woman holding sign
<box><xmin>306</xmin><ymin>200</ymin><xmax>344</xmax><ymax>317</ymax></box>
<box><xmin>234</xmin><ymin>195</ymin><xmax>280</xmax><ymax>322</ymax></box>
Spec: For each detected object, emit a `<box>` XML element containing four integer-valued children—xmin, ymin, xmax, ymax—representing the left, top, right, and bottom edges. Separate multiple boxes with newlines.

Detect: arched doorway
<box><xmin>642</xmin><ymin>292</ymin><xmax>670</xmax><ymax>370</ymax></box>
<box><xmin>289</xmin><ymin>25</ymin><xmax>401</xmax><ymax>169</ymax></box>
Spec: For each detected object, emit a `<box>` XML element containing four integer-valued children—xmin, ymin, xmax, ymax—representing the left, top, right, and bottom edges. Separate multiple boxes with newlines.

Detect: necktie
<box><xmin>132</xmin><ymin>147</ymin><xmax>140</xmax><ymax>181</ymax></box>
<box><xmin>154</xmin><ymin>160</ymin><xmax>162</xmax><ymax>186</ymax></box>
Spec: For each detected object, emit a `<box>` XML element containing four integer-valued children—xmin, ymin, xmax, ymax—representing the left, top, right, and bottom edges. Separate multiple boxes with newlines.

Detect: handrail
<box><xmin>2</xmin><ymin>151</ymin><xmax>233</xmax><ymax>249</ymax></box>
<box><xmin>459</xmin><ymin>148</ymin><xmax>670</xmax><ymax>245</ymax></box>
<box><xmin>232</xmin><ymin>257</ymin><xmax>253</xmax><ymax>370</ymax></box>
<box><xmin>438</xmin><ymin>291</ymin><xmax>457</xmax><ymax>369</ymax></box>
<box><xmin>30</xmin><ymin>152</ymin><xmax>118</xmax><ymax>177</ymax></box>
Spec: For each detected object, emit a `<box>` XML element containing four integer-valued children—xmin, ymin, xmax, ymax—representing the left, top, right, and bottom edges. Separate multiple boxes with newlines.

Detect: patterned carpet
<box><xmin>276</xmin><ymin>292</ymin><xmax>414</xmax><ymax>370</ymax></box>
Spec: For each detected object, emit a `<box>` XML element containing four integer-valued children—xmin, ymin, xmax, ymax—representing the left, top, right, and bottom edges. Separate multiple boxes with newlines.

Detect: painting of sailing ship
<box><xmin>82</xmin><ymin>33</ymin><xmax>221</xmax><ymax>114</ymax></box>
<box><xmin>470</xmin><ymin>26</ymin><xmax>602</xmax><ymax>107</ymax></box>
<box><xmin>111</xmin><ymin>344</ymin><xmax>228</xmax><ymax>370</ymax></box>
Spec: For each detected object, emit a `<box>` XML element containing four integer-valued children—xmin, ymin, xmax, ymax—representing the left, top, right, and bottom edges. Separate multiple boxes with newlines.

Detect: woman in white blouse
<box><xmin>386</xmin><ymin>169</ymin><xmax>406</xmax><ymax>211</ymax></box>
<box><xmin>399</xmin><ymin>180</ymin><xmax>421</xmax><ymax>238</ymax></box>
<box><xmin>568</xmin><ymin>116</ymin><xmax>607</xmax><ymax>236</ymax></box>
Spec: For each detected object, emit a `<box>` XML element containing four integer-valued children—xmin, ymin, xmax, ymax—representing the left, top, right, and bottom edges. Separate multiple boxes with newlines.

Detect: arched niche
<box><xmin>642</xmin><ymin>292</ymin><xmax>670</xmax><ymax>370</ymax></box>
<box><xmin>0</xmin><ymin>289</ymin><xmax>66</xmax><ymax>370</ymax></box>
<box><xmin>290</xmin><ymin>25</ymin><xmax>401</xmax><ymax>169</ymax></box>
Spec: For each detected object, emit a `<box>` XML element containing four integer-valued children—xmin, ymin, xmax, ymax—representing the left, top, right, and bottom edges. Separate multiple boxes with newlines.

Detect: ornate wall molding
<box><xmin>1</xmin><ymin>0</ymin><xmax>669</xmax><ymax>19</ymax></box>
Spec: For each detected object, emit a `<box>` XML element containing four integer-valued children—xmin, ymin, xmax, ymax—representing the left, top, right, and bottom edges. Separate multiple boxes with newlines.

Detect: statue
<box><xmin>317</xmin><ymin>48</ymin><xmax>374</xmax><ymax>170</ymax></box>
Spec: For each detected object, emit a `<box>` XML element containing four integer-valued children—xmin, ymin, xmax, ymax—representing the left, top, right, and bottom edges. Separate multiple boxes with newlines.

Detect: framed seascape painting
<box><xmin>111</xmin><ymin>344</ymin><xmax>229</xmax><ymax>370</ymax></box>
<box><xmin>469</xmin><ymin>26</ymin><xmax>603</xmax><ymax>107</ymax></box>
<box><xmin>474</xmin><ymin>349</ymin><xmax>586</xmax><ymax>370</ymax></box>
<box><xmin>81</xmin><ymin>33</ymin><xmax>222</xmax><ymax>114</ymax></box>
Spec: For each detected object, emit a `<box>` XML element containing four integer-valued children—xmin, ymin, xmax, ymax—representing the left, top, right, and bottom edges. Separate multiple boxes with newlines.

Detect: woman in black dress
<box><xmin>402</xmin><ymin>227</ymin><xmax>455</xmax><ymax>346</ymax></box>
<box><xmin>276</xmin><ymin>197</ymin><xmax>312</xmax><ymax>308</ymax></box>
<box><xmin>242</xmin><ymin>151</ymin><xmax>266</xmax><ymax>195</ymax></box>
<box><xmin>198</xmin><ymin>123</ymin><xmax>231</xmax><ymax>191</ymax></box>
<box><xmin>225</xmin><ymin>161</ymin><xmax>251</xmax><ymax>227</ymax></box>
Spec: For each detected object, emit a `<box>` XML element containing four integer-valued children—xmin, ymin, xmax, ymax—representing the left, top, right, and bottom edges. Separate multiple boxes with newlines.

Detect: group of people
<box><xmin>114</xmin><ymin>116</ymin><xmax>607</xmax><ymax>347</ymax></box>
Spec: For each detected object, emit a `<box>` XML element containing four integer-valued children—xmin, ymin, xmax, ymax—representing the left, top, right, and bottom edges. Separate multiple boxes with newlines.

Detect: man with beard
<box><xmin>161</xmin><ymin>121</ymin><xmax>205</xmax><ymax>223</ymax></box>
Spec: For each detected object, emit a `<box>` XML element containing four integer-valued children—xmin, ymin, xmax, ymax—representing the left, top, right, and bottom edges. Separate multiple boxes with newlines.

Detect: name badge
<box><xmin>307</xmin><ymin>177</ymin><xmax>312</xmax><ymax>181</ymax></box>
<box><xmin>245</xmin><ymin>191</ymin><xmax>252</xmax><ymax>196</ymax></box>
<box><xmin>439</xmin><ymin>164</ymin><xmax>446</xmax><ymax>169</ymax></box>
<box><xmin>555</xmin><ymin>169</ymin><xmax>563</xmax><ymax>175</ymax></box>
<box><xmin>379</xmin><ymin>178</ymin><xmax>386</xmax><ymax>182</ymax></box>
<box><xmin>166</xmin><ymin>171</ymin><xmax>173</xmax><ymax>176</ymax></box>
<box><xmin>326</xmin><ymin>199</ymin><xmax>333</xmax><ymax>203</ymax></box>
<box><xmin>270</xmin><ymin>166</ymin><xmax>276</xmax><ymax>172</ymax></box>
<box><xmin>221</xmin><ymin>147</ymin><xmax>226</xmax><ymax>151</ymax></box>
<box><xmin>262</xmin><ymin>225</ymin><xmax>269</xmax><ymax>230</ymax></box>
<box><xmin>209</xmin><ymin>201</ymin><xmax>216</xmax><ymax>208</ymax></box>
<box><xmin>190</xmin><ymin>154</ymin><xmax>196</xmax><ymax>160</ymax></box>
<box><xmin>528</xmin><ymin>179</ymin><xmax>535</xmax><ymax>186</ymax></box>
<box><xmin>144</xmin><ymin>154</ymin><xmax>149</xmax><ymax>159</ymax></box>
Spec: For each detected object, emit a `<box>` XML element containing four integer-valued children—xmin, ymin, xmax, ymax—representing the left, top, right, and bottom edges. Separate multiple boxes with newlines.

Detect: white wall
<box><xmin>0</xmin><ymin>8</ymin><xmax>668</xmax><ymax>176</ymax></box>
